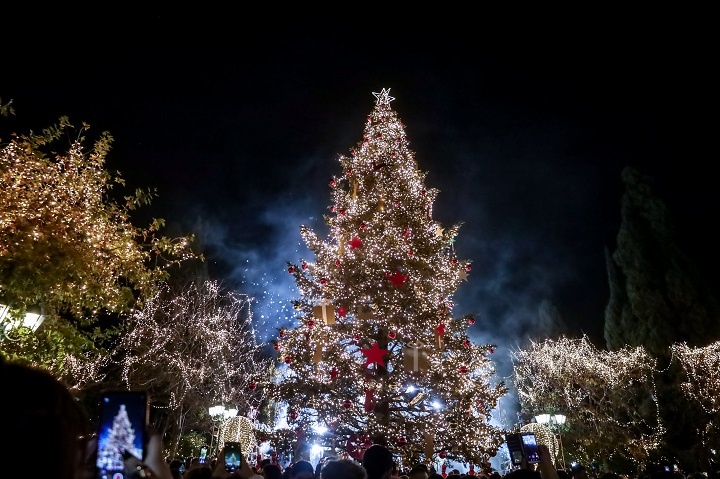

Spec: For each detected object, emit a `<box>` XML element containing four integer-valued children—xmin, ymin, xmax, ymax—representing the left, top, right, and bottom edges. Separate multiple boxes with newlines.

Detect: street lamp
<box><xmin>0</xmin><ymin>301</ymin><xmax>46</xmax><ymax>342</ymax></box>
<box><xmin>209</xmin><ymin>405</ymin><xmax>238</xmax><ymax>456</ymax></box>
<box><xmin>534</xmin><ymin>413</ymin><xmax>567</xmax><ymax>469</ymax></box>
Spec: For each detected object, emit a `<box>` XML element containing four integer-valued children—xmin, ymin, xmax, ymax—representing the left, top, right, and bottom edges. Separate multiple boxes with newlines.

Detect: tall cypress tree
<box><xmin>604</xmin><ymin>166</ymin><xmax>720</xmax><ymax>356</ymax></box>
<box><xmin>604</xmin><ymin>166</ymin><xmax>720</xmax><ymax>471</ymax></box>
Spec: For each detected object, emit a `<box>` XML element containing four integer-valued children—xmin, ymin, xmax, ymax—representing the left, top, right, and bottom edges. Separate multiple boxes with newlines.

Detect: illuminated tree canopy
<box><xmin>1</xmin><ymin>116</ymin><xmax>200</xmax><ymax>372</ymax></box>
<box><xmin>107</xmin><ymin>279</ymin><xmax>272</xmax><ymax>457</ymax></box>
<box><xmin>511</xmin><ymin>335</ymin><xmax>664</xmax><ymax>468</ymax></box>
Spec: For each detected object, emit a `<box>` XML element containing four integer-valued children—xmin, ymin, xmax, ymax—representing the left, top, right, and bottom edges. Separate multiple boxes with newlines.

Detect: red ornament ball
<box><xmin>301</xmin><ymin>262</ymin><xmax>308</xmax><ymax>270</ymax></box>
<box><xmin>465</xmin><ymin>264</ymin><xmax>472</xmax><ymax>271</ymax></box>
<box><xmin>388</xmin><ymin>331</ymin><xmax>397</xmax><ymax>340</ymax></box>
<box><xmin>467</xmin><ymin>316</ymin><xmax>476</xmax><ymax>325</ymax></box>
<box><xmin>397</xmin><ymin>437</ymin><xmax>407</xmax><ymax>445</ymax></box>
<box><xmin>360</xmin><ymin>223</ymin><xmax>368</xmax><ymax>230</ymax></box>
<box><xmin>342</xmin><ymin>399</ymin><xmax>353</xmax><ymax>409</ymax></box>
<box><xmin>489</xmin><ymin>348</ymin><xmax>494</xmax><ymax>354</ymax></box>
<box><xmin>307</xmin><ymin>320</ymin><xmax>315</xmax><ymax>328</ymax></box>
<box><xmin>452</xmin><ymin>258</ymin><xmax>458</xmax><ymax>264</ymax></box>
<box><xmin>354</xmin><ymin>334</ymin><xmax>361</xmax><ymax>341</ymax></box>
<box><xmin>439</xmin><ymin>451</ymin><xmax>447</xmax><ymax>459</ymax></box>
<box><xmin>335</xmin><ymin>260</ymin><xmax>342</xmax><ymax>267</ymax></box>
<box><xmin>289</xmin><ymin>410</ymin><xmax>298</xmax><ymax>421</ymax></box>
<box><xmin>279</xmin><ymin>331</ymin><xmax>286</xmax><ymax>338</ymax></box>
<box><xmin>463</xmin><ymin>339</ymin><xmax>470</xmax><ymax>348</ymax></box>
<box><xmin>459</xmin><ymin>365</ymin><xmax>469</xmax><ymax>374</ymax></box>
<box><xmin>248</xmin><ymin>381</ymin><xmax>257</xmax><ymax>389</ymax></box>
<box><xmin>284</xmin><ymin>356</ymin><xmax>293</xmax><ymax>364</ymax></box>
<box><xmin>288</xmin><ymin>266</ymin><xmax>295</xmax><ymax>274</ymax></box>
<box><xmin>273</xmin><ymin>343</ymin><xmax>280</xmax><ymax>350</ymax></box>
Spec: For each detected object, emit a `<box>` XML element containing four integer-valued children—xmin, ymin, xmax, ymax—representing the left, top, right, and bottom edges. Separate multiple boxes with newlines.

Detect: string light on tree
<box><xmin>265</xmin><ymin>89</ymin><xmax>506</xmax><ymax>466</ymax></box>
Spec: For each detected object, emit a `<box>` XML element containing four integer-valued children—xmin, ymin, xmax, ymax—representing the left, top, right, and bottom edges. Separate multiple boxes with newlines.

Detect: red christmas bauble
<box><xmin>335</xmin><ymin>260</ymin><xmax>341</xmax><ymax>267</ymax></box>
<box><xmin>489</xmin><ymin>348</ymin><xmax>494</xmax><ymax>354</ymax></box>
<box><xmin>452</xmin><ymin>258</ymin><xmax>458</xmax><ymax>264</ymax></box>
<box><xmin>360</xmin><ymin>223</ymin><xmax>368</xmax><ymax>230</ymax></box>
<box><xmin>273</xmin><ymin>343</ymin><xmax>280</xmax><ymax>350</ymax></box>
<box><xmin>342</xmin><ymin>399</ymin><xmax>353</xmax><ymax>409</ymax></box>
<box><xmin>354</xmin><ymin>334</ymin><xmax>361</xmax><ymax>341</ymax></box>
<box><xmin>467</xmin><ymin>316</ymin><xmax>476</xmax><ymax>325</ymax></box>
<box><xmin>459</xmin><ymin>365</ymin><xmax>469</xmax><ymax>374</ymax></box>
<box><xmin>463</xmin><ymin>339</ymin><xmax>470</xmax><ymax>348</ymax></box>
<box><xmin>307</xmin><ymin>320</ymin><xmax>315</xmax><ymax>328</ymax></box>
<box><xmin>284</xmin><ymin>356</ymin><xmax>293</xmax><ymax>364</ymax></box>
<box><xmin>279</xmin><ymin>331</ymin><xmax>286</xmax><ymax>338</ymax></box>
<box><xmin>302</xmin><ymin>262</ymin><xmax>308</xmax><ymax>270</ymax></box>
<box><xmin>320</xmin><ymin>278</ymin><xmax>328</xmax><ymax>285</ymax></box>
<box><xmin>329</xmin><ymin>179</ymin><xmax>336</xmax><ymax>187</ymax></box>
<box><xmin>465</xmin><ymin>264</ymin><xmax>472</xmax><ymax>271</ymax></box>
<box><xmin>288</xmin><ymin>267</ymin><xmax>295</xmax><ymax>274</ymax></box>
<box><xmin>440</xmin><ymin>451</ymin><xmax>447</xmax><ymax>459</ymax></box>
<box><xmin>289</xmin><ymin>410</ymin><xmax>298</xmax><ymax>421</ymax></box>
<box><xmin>248</xmin><ymin>381</ymin><xmax>257</xmax><ymax>389</ymax></box>
<box><xmin>388</xmin><ymin>331</ymin><xmax>397</xmax><ymax>339</ymax></box>
<box><xmin>397</xmin><ymin>437</ymin><xmax>407</xmax><ymax>445</ymax></box>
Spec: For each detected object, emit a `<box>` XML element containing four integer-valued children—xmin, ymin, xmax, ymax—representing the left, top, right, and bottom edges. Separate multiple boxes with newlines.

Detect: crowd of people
<box><xmin>2</xmin><ymin>356</ymin><xmax>719</xmax><ymax>479</ymax></box>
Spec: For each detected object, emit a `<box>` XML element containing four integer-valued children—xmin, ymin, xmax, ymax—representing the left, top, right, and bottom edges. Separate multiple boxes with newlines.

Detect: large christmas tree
<box><xmin>268</xmin><ymin>89</ymin><xmax>507</xmax><ymax>468</ymax></box>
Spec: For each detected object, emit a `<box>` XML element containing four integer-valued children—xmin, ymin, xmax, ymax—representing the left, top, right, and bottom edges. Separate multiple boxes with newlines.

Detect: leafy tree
<box><xmin>1</xmin><ymin>114</ymin><xmax>200</xmax><ymax>374</ymax></box>
<box><xmin>266</xmin><ymin>89</ymin><xmax>507</xmax><ymax>466</ymax></box>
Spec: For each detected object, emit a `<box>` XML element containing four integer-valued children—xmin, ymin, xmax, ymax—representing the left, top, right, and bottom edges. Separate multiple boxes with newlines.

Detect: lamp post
<box><xmin>534</xmin><ymin>413</ymin><xmax>567</xmax><ymax>469</ymax></box>
<box><xmin>0</xmin><ymin>301</ymin><xmax>46</xmax><ymax>342</ymax></box>
<box><xmin>209</xmin><ymin>405</ymin><xmax>238</xmax><ymax>457</ymax></box>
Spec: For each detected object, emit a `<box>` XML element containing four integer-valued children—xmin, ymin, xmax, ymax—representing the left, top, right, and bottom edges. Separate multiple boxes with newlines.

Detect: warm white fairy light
<box><xmin>266</xmin><ymin>90</ymin><xmax>506</xmax><ymax>466</ymax></box>
<box><xmin>672</xmin><ymin>341</ymin><xmax>720</xmax><ymax>414</ymax></box>
<box><xmin>0</xmin><ymin>117</ymin><xmax>198</xmax><ymax>372</ymax></box>
<box><xmin>511</xmin><ymin>335</ymin><xmax>664</xmax><ymax>466</ymax></box>
<box><xmin>113</xmin><ymin>279</ymin><xmax>272</xmax><ymax>447</ymax></box>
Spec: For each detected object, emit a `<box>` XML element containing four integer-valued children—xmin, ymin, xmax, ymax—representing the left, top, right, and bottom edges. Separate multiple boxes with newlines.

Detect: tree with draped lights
<box><xmin>672</xmin><ymin>341</ymin><xmax>720</xmax><ymax>460</ymax></box>
<box><xmin>103</xmin><ymin>278</ymin><xmax>273</xmax><ymax>458</ymax></box>
<box><xmin>267</xmin><ymin>89</ymin><xmax>507</xmax><ymax>468</ymax></box>
<box><xmin>511</xmin><ymin>335</ymin><xmax>664</xmax><ymax>472</ymax></box>
<box><xmin>1</xmin><ymin>115</ymin><xmax>199</xmax><ymax>374</ymax></box>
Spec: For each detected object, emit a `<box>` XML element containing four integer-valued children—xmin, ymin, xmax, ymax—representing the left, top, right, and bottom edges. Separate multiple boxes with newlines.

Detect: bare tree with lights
<box><xmin>0</xmin><ymin>115</ymin><xmax>199</xmax><ymax>374</ymax></box>
<box><xmin>511</xmin><ymin>335</ymin><xmax>664</xmax><ymax>473</ymax></box>
<box><xmin>267</xmin><ymin>89</ymin><xmax>507</xmax><ymax>468</ymax></box>
<box><xmin>109</xmin><ymin>278</ymin><xmax>272</xmax><ymax>458</ymax></box>
<box><xmin>671</xmin><ymin>341</ymin><xmax>720</xmax><ymax>463</ymax></box>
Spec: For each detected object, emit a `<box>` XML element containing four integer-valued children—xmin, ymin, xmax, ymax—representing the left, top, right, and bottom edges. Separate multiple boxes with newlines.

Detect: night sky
<box><xmin>2</xmin><ymin>16</ymin><xmax>716</xmax><ymax>382</ymax></box>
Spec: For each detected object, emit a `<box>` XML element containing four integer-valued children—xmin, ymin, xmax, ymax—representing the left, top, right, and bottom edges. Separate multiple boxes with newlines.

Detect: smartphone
<box><xmin>225</xmin><ymin>442</ymin><xmax>243</xmax><ymax>472</ymax></box>
<box><xmin>505</xmin><ymin>433</ymin><xmax>524</xmax><ymax>465</ymax></box>
<box><xmin>199</xmin><ymin>445</ymin><xmax>208</xmax><ymax>464</ymax></box>
<box><xmin>520</xmin><ymin>432</ymin><xmax>541</xmax><ymax>463</ymax></box>
<box><xmin>506</xmin><ymin>432</ymin><xmax>541</xmax><ymax>465</ymax></box>
<box><xmin>95</xmin><ymin>391</ymin><xmax>149</xmax><ymax>479</ymax></box>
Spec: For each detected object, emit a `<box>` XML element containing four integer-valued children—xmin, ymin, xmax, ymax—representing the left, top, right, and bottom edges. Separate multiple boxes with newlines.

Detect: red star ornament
<box><xmin>361</xmin><ymin>342</ymin><xmax>389</xmax><ymax>367</ymax></box>
<box><xmin>387</xmin><ymin>271</ymin><xmax>408</xmax><ymax>287</ymax></box>
<box><xmin>349</xmin><ymin>236</ymin><xmax>362</xmax><ymax>249</ymax></box>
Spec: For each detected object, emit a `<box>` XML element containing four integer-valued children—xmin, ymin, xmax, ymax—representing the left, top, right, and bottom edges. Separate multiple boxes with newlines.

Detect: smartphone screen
<box><xmin>225</xmin><ymin>442</ymin><xmax>243</xmax><ymax>472</ymax></box>
<box><xmin>521</xmin><ymin>432</ymin><xmax>541</xmax><ymax>464</ymax></box>
<box><xmin>199</xmin><ymin>446</ymin><xmax>208</xmax><ymax>464</ymax></box>
<box><xmin>95</xmin><ymin>391</ymin><xmax>148</xmax><ymax>479</ymax></box>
